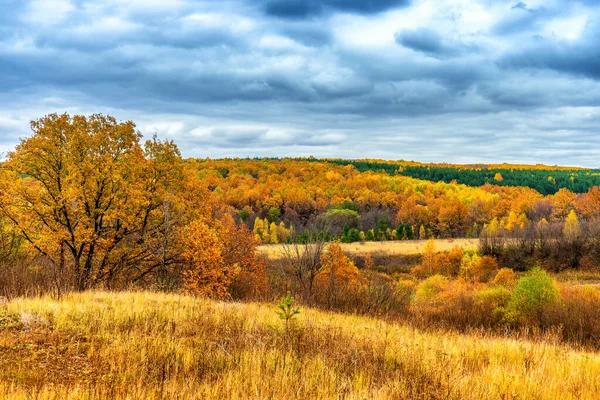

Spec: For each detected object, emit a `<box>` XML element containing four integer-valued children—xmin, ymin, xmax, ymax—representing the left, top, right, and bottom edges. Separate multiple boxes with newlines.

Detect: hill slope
<box><xmin>1</xmin><ymin>292</ymin><xmax>599</xmax><ymax>399</ymax></box>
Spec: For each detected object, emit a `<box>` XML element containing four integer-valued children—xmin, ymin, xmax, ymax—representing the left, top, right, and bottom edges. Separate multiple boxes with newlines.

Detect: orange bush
<box><xmin>470</xmin><ymin>256</ymin><xmax>500</xmax><ymax>283</ymax></box>
<box><xmin>491</xmin><ymin>268</ymin><xmax>517</xmax><ymax>289</ymax></box>
<box><xmin>411</xmin><ymin>246</ymin><xmax>463</xmax><ymax>278</ymax></box>
<box><xmin>412</xmin><ymin>275</ymin><xmax>474</xmax><ymax>326</ymax></box>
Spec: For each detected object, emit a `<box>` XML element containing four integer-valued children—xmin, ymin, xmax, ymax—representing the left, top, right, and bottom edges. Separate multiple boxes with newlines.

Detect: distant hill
<box><xmin>316</xmin><ymin>159</ymin><xmax>600</xmax><ymax>195</ymax></box>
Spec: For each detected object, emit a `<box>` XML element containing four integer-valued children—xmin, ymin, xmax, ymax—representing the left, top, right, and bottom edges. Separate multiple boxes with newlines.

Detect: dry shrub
<box><xmin>229</xmin><ymin>255</ymin><xmax>268</xmax><ymax>301</ymax></box>
<box><xmin>412</xmin><ymin>275</ymin><xmax>475</xmax><ymax>328</ymax></box>
<box><xmin>578</xmin><ymin>254</ymin><xmax>598</xmax><ymax>271</ymax></box>
<box><xmin>314</xmin><ymin>242</ymin><xmax>363</xmax><ymax>308</ymax></box>
<box><xmin>470</xmin><ymin>256</ymin><xmax>499</xmax><ymax>283</ymax></box>
<box><xmin>473</xmin><ymin>285</ymin><xmax>512</xmax><ymax>326</ymax></box>
<box><xmin>491</xmin><ymin>268</ymin><xmax>517</xmax><ymax>289</ymax></box>
<box><xmin>435</xmin><ymin>247</ymin><xmax>464</xmax><ymax>276</ymax></box>
<box><xmin>411</xmin><ymin>247</ymin><xmax>464</xmax><ymax>278</ymax></box>
<box><xmin>550</xmin><ymin>285</ymin><xmax>600</xmax><ymax>347</ymax></box>
<box><xmin>353</xmin><ymin>271</ymin><xmax>414</xmax><ymax>316</ymax></box>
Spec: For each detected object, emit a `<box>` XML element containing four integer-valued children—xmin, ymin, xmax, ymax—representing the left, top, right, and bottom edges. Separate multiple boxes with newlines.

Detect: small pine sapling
<box><xmin>275</xmin><ymin>292</ymin><xmax>300</xmax><ymax>330</ymax></box>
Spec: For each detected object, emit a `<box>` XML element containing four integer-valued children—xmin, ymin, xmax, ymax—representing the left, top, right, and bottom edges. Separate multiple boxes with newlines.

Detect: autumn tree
<box><xmin>0</xmin><ymin>114</ymin><xmax>187</xmax><ymax>290</ymax></box>
<box><xmin>575</xmin><ymin>187</ymin><xmax>600</xmax><ymax>219</ymax></box>
<box><xmin>563</xmin><ymin>210</ymin><xmax>580</xmax><ymax>239</ymax></box>
<box><xmin>315</xmin><ymin>241</ymin><xmax>362</xmax><ymax>307</ymax></box>
<box><xmin>183</xmin><ymin>213</ymin><xmax>266</xmax><ymax>299</ymax></box>
<box><xmin>183</xmin><ymin>218</ymin><xmax>235</xmax><ymax>298</ymax></box>
<box><xmin>419</xmin><ymin>224</ymin><xmax>426</xmax><ymax>240</ymax></box>
<box><xmin>551</xmin><ymin>188</ymin><xmax>576</xmax><ymax>221</ymax></box>
<box><xmin>437</xmin><ymin>200</ymin><xmax>470</xmax><ymax>237</ymax></box>
<box><xmin>412</xmin><ymin>239</ymin><xmax>437</xmax><ymax>277</ymax></box>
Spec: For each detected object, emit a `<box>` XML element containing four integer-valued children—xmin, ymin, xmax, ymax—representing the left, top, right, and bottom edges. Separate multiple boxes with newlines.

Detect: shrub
<box><xmin>473</xmin><ymin>285</ymin><xmax>512</xmax><ymax>326</ymax></box>
<box><xmin>470</xmin><ymin>256</ymin><xmax>499</xmax><ymax>283</ymax></box>
<box><xmin>314</xmin><ymin>242</ymin><xmax>363</xmax><ymax>308</ymax></box>
<box><xmin>349</xmin><ymin>271</ymin><xmax>414</xmax><ymax>316</ymax></box>
<box><xmin>459</xmin><ymin>252</ymin><xmax>479</xmax><ymax>280</ymax></box>
<box><xmin>506</xmin><ymin>267</ymin><xmax>559</xmax><ymax>326</ymax></box>
<box><xmin>413</xmin><ymin>276</ymin><xmax>474</xmax><ymax>327</ymax></box>
<box><xmin>491</xmin><ymin>268</ymin><xmax>517</xmax><ymax>289</ymax></box>
<box><xmin>411</xmin><ymin>247</ymin><xmax>463</xmax><ymax>278</ymax></box>
<box><xmin>414</xmin><ymin>275</ymin><xmax>449</xmax><ymax>305</ymax></box>
<box><xmin>435</xmin><ymin>247</ymin><xmax>464</xmax><ymax>276</ymax></box>
<box><xmin>552</xmin><ymin>285</ymin><xmax>600</xmax><ymax>346</ymax></box>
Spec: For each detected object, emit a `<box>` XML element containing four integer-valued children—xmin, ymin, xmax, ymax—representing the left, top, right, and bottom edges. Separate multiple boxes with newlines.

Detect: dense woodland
<box><xmin>193</xmin><ymin>157</ymin><xmax>600</xmax><ymax>242</ymax></box>
<box><xmin>323</xmin><ymin>159</ymin><xmax>600</xmax><ymax>195</ymax></box>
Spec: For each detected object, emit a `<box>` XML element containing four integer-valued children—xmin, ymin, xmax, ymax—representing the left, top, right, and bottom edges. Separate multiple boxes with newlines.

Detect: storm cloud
<box><xmin>0</xmin><ymin>0</ymin><xmax>599</xmax><ymax>166</ymax></box>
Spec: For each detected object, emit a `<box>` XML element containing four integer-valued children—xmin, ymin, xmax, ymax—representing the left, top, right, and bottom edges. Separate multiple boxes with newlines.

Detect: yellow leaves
<box><xmin>253</xmin><ymin>217</ymin><xmax>264</xmax><ymax>234</ymax></box>
<box><xmin>325</xmin><ymin>170</ymin><xmax>341</xmax><ymax>182</ymax></box>
<box><xmin>252</xmin><ymin>217</ymin><xmax>291</xmax><ymax>244</ymax></box>
<box><xmin>0</xmin><ymin>114</ymin><xmax>190</xmax><ymax>289</ymax></box>
<box><xmin>491</xmin><ymin>268</ymin><xmax>517</xmax><ymax>289</ymax></box>
<box><xmin>315</xmin><ymin>242</ymin><xmax>362</xmax><ymax>296</ymax></box>
<box><xmin>563</xmin><ymin>209</ymin><xmax>580</xmax><ymax>239</ymax></box>
<box><xmin>494</xmin><ymin>172</ymin><xmax>503</xmax><ymax>182</ymax></box>
<box><xmin>551</xmin><ymin>188</ymin><xmax>576</xmax><ymax>221</ymax></box>
<box><xmin>183</xmin><ymin>218</ymin><xmax>238</xmax><ymax>299</ymax></box>
<box><xmin>503</xmin><ymin>211</ymin><xmax>528</xmax><ymax>231</ymax></box>
<box><xmin>422</xmin><ymin>239</ymin><xmax>436</xmax><ymax>275</ymax></box>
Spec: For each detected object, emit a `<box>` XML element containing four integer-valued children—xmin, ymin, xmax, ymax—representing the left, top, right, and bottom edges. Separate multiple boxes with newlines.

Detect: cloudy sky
<box><xmin>1</xmin><ymin>0</ymin><xmax>600</xmax><ymax>166</ymax></box>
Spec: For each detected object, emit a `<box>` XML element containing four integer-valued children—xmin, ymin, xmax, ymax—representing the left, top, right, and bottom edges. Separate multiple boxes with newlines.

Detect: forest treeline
<box><xmin>321</xmin><ymin>159</ymin><xmax>600</xmax><ymax>195</ymax></box>
<box><xmin>192</xmin><ymin>157</ymin><xmax>600</xmax><ymax>243</ymax></box>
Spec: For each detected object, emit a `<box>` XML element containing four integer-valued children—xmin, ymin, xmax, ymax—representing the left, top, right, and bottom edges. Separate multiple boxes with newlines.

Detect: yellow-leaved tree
<box><xmin>0</xmin><ymin>113</ymin><xmax>188</xmax><ymax>290</ymax></box>
<box><xmin>563</xmin><ymin>209</ymin><xmax>580</xmax><ymax>239</ymax></box>
<box><xmin>315</xmin><ymin>241</ymin><xmax>362</xmax><ymax>307</ymax></box>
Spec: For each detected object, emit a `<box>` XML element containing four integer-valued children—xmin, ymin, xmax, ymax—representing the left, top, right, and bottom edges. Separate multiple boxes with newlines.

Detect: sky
<box><xmin>1</xmin><ymin>0</ymin><xmax>600</xmax><ymax>166</ymax></box>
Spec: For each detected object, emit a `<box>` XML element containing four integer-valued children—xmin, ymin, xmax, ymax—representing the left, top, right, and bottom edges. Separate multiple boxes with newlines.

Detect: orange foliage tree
<box><xmin>0</xmin><ymin>114</ymin><xmax>187</xmax><ymax>290</ymax></box>
<box><xmin>183</xmin><ymin>213</ymin><xmax>266</xmax><ymax>299</ymax></box>
<box><xmin>315</xmin><ymin>241</ymin><xmax>362</xmax><ymax>306</ymax></box>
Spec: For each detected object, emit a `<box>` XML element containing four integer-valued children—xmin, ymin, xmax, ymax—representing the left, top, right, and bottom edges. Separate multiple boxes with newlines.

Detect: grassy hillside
<box><xmin>1</xmin><ymin>292</ymin><xmax>599</xmax><ymax>399</ymax></box>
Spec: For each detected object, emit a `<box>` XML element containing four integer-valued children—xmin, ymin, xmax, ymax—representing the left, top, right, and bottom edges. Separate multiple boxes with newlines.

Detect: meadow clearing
<box><xmin>1</xmin><ymin>291</ymin><xmax>599</xmax><ymax>400</ymax></box>
<box><xmin>258</xmin><ymin>238</ymin><xmax>479</xmax><ymax>259</ymax></box>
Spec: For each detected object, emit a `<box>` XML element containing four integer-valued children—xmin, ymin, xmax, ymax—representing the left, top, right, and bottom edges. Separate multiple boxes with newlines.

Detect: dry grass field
<box><xmin>1</xmin><ymin>291</ymin><xmax>599</xmax><ymax>399</ymax></box>
<box><xmin>258</xmin><ymin>238</ymin><xmax>479</xmax><ymax>259</ymax></box>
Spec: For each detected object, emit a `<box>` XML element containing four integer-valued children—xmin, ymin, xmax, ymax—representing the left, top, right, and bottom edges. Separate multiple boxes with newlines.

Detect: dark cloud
<box><xmin>395</xmin><ymin>28</ymin><xmax>447</xmax><ymax>55</ymax></box>
<box><xmin>261</xmin><ymin>0</ymin><xmax>411</xmax><ymax>19</ymax></box>
<box><xmin>394</xmin><ymin>28</ymin><xmax>479</xmax><ymax>59</ymax></box>
<box><xmin>278</xmin><ymin>23</ymin><xmax>333</xmax><ymax>46</ymax></box>
<box><xmin>0</xmin><ymin>0</ymin><xmax>599</xmax><ymax>166</ymax></box>
<box><xmin>499</xmin><ymin>22</ymin><xmax>600</xmax><ymax>79</ymax></box>
<box><xmin>492</xmin><ymin>2</ymin><xmax>553</xmax><ymax>35</ymax></box>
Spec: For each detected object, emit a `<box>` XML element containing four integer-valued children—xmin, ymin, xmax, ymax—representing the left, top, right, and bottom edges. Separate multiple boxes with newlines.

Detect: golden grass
<box><xmin>1</xmin><ymin>291</ymin><xmax>599</xmax><ymax>399</ymax></box>
<box><xmin>259</xmin><ymin>238</ymin><xmax>479</xmax><ymax>259</ymax></box>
